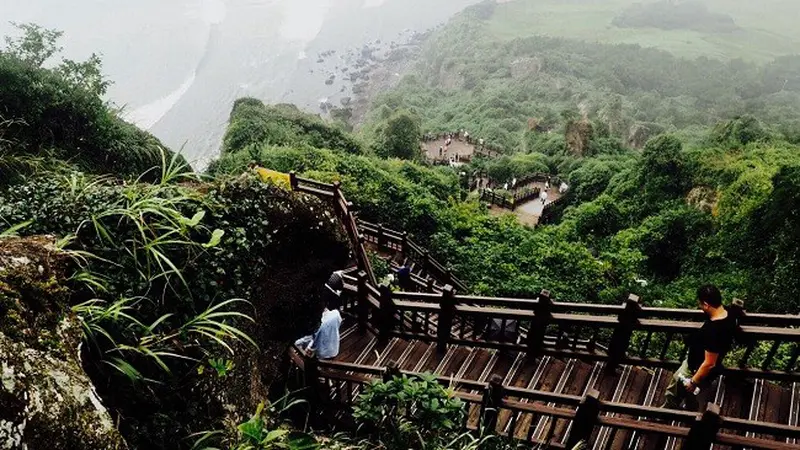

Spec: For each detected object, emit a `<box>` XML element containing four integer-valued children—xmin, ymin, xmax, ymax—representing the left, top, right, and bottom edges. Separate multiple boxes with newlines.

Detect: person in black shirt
<box><xmin>662</xmin><ymin>285</ymin><xmax>738</xmax><ymax>411</ymax></box>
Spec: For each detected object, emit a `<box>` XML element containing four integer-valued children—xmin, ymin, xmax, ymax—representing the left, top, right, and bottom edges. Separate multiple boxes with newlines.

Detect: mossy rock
<box><xmin>1</xmin><ymin>324</ymin><xmax>126</xmax><ymax>450</ymax></box>
<box><xmin>0</xmin><ymin>237</ymin><xmax>125</xmax><ymax>449</ymax></box>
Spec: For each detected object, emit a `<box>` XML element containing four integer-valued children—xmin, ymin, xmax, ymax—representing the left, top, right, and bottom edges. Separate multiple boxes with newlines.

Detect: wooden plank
<box><xmin>591</xmin><ymin>365</ymin><xmax>633</xmax><ymax>449</ymax></box>
<box><xmin>530</xmin><ymin>358</ymin><xmax>577</xmax><ymax>443</ymax></box>
<box><xmin>607</xmin><ymin>367</ymin><xmax>652</xmax><ymax>450</ymax></box>
<box><xmin>755</xmin><ymin>382</ymin><xmax>791</xmax><ymax>441</ymax></box>
<box><xmin>508</xmin><ymin>356</ymin><xmax>552</xmax><ymax>440</ymax></box>
<box><xmin>517</xmin><ymin>357</ymin><xmax>565</xmax><ymax>441</ymax></box>
<box><xmin>551</xmin><ymin>361</ymin><xmax>597</xmax><ymax>443</ymax></box>
<box><xmin>788</xmin><ymin>383</ymin><xmax>800</xmax><ymax>446</ymax></box>
<box><xmin>439</xmin><ymin>346</ymin><xmax>471</xmax><ymax>378</ymax></box>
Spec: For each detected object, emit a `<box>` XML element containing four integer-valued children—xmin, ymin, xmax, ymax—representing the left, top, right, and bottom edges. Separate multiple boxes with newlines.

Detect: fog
<box><xmin>0</xmin><ymin>0</ymin><xmax>484</xmax><ymax>167</ymax></box>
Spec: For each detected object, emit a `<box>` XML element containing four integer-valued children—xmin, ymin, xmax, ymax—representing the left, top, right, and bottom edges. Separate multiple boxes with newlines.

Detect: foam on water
<box><xmin>125</xmin><ymin>0</ymin><xmax>227</xmax><ymax>129</ymax></box>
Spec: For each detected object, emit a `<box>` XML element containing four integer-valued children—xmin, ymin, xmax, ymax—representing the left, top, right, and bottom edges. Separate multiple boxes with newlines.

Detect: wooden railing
<box><xmin>290</xmin><ymin>172</ymin><xmax>377</xmax><ymax>286</ymax></box>
<box><xmin>356</xmin><ymin>220</ymin><xmax>468</xmax><ymax>293</ymax></box>
<box><xmin>338</xmin><ymin>281</ymin><xmax>800</xmax><ymax>383</ymax></box>
<box><xmin>287</xmin><ymin>172</ymin><xmax>800</xmax><ymax>447</ymax></box>
<box><xmin>291</xmin><ymin>350</ymin><xmax>800</xmax><ymax>449</ymax></box>
<box><xmin>479</xmin><ymin>173</ymin><xmax>566</xmax><ymax>211</ymax></box>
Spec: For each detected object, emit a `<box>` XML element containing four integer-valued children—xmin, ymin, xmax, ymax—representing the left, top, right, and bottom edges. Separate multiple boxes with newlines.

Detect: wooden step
<box><xmin>604</xmin><ymin>367</ymin><xmax>653</xmax><ymax>450</ymax></box>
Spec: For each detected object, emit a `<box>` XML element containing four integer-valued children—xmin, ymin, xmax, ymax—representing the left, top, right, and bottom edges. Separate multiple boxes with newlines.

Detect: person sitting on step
<box><xmin>294</xmin><ymin>294</ymin><xmax>343</xmax><ymax>360</ymax></box>
<box><xmin>661</xmin><ymin>285</ymin><xmax>738</xmax><ymax>411</ymax></box>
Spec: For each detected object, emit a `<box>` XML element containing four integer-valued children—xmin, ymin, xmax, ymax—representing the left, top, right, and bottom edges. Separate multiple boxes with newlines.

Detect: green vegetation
<box><xmin>1</xmin><ymin>25</ymin><xmax>348</xmax><ymax>450</ymax></box>
<box><xmin>4</xmin><ymin>3</ymin><xmax>800</xmax><ymax>447</ymax></box>
<box><xmin>612</xmin><ymin>1</ymin><xmax>739</xmax><ymax>33</ymax></box>
<box><xmin>195</xmin><ymin>376</ymin><xmax>534</xmax><ymax>450</ymax></box>
<box><xmin>363</xmin><ymin>3</ymin><xmax>800</xmax><ymax>152</ymax></box>
<box><xmin>222</xmin><ymin>99</ymin><xmax>364</xmax><ymax>156</ymax></box>
<box><xmin>484</xmin><ymin>0</ymin><xmax>800</xmax><ymax>62</ymax></box>
<box><xmin>0</xmin><ymin>23</ymin><xmax>174</xmax><ymax>182</ymax></box>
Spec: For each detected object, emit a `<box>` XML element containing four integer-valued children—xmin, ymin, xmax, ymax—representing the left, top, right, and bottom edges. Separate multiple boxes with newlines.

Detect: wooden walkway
<box><xmin>286</xmin><ymin>173</ymin><xmax>800</xmax><ymax>449</ymax></box>
<box><xmin>330</xmin><ymin>318</ymin><xmax>797</xmax><ymax>449</ymax></box>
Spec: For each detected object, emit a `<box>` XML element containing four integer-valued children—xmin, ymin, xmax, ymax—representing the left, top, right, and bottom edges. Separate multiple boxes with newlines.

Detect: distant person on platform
<box><xmin>295</xmin><ymin>271</ymin><xmax>345</xmax><ymax>360</ymax></box>
<box><xmin>559</xmin><ymin>181</ymin><xmax>569</xmax><ymax>194</ymax></box>
<box><xmin>662</xmin><ymin>285</ymin><xmax>738</xmax><ymax>411</ymax></box>
<box><xmin>512</xmin><ymin>178</ymin><xmax>517</xmax><ymax>189</ymax></box>
<box><xmin>540</xmin><ymin>189</ymin><xmax>548</xmax><ymax>205</ymax></box>
<box><xmin>439</xmin><ymin>146</ymin><xmax>443</xmax><ymax>157</ymax></box>
<box><xmin>464</xmin><ymin>131</ymin><xmax>470</xmax><ymax>142</ymax></box>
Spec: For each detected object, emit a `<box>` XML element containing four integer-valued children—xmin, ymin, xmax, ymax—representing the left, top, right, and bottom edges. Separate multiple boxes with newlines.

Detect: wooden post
<box><xmin>378</xmin><ymin>284</ymin><xmax>395</xmax><ymax>344</ymax></box>
<box><xmin>427</xmin><ymin>277</ymin><xmax>436</xmax><ymax>293</ymax></box>
<box><xmin>527</xmin><ymin>290</ymin><xmax>553</xmax><ymax>358</ymax></box>
<box><xmin>685</xmin><ymin>403</ymin><xmax>722</xmax><ymax>450</ymax></box>
<box><xmin>607</xmin><ymin>294</ymin><xmax>641</xmax><ymax>371</ymax></box>
<box><xmin>303</xmin><ymin>355</ymin><xmax>321</xmax><ymax>417</ymax></box>
<box><xmin>437</xmin><ymin>285</ymin><xmax>455</xmax><ymax>354</ymax></box>
<box><xmin>401</xmin><ymin>231</ymin><xmax>409</xmax><ymax>255</ymax></box>
<box><xmin>289</xmin><ymin>171</ymin><xmax>298</xmax><ymax>190</ymax></box>
<box><xmin>565</xmin><ymin>389</ymin><xmax>600</xmax><ymax>449</ymax></box>
<box><xmin>377</xmin><ymin>223</ymin><xmax>385</xmax><ymax>250</ymax></box>
<box><xmin>332</xmin><ymin>180</ymin><xmax>341</xmax><ymax>202</ymax></box>
<box><xmin>383</xmin><ymin>360</ymin><xmax>401</xmax><ymax>382</ymax></box>
<box><xmin>356</xmin><ymin>270</ymin><xmax>369</xmax><ymax>333</ymax></box>
<box><xmin>423</xmin><ymin>249</ymin><xmax>433</xmax><ymax>277</ymax></box>
<box><xmin>480</xmin><ymin>374</ymin><xmax>504</xmax><ymax>434</ymax></box>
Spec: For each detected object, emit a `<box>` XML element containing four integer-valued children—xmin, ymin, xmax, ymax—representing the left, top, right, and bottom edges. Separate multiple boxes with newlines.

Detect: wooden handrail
<box><xmin>291</xmin><ymin>172</ymin><xmax>377</xmax><ymax>286</ymax></box>
<box><xmin>296</xmin><ymin>351</ymin><xmax>800</xmax><ymax>448</ymax></box>
<box><xmin>357</xmin><ymin>219</ymin><xmax>468</xmax><ymax>293</ymax></box>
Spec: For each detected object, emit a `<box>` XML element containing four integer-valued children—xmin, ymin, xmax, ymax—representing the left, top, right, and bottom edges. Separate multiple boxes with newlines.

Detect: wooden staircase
<box><xmin>328</xmin><ymin>317</ymin><xmax>799</xmax><ymax>449</ymax></box>
<box><xmin>287</xmin><ymin>172</ymin><xmax>800</xmax><ymax>450</ymax></box>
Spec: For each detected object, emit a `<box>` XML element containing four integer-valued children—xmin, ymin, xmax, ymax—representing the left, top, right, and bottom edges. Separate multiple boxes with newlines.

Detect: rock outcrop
<box><xmin>565</xmin><ymin>120</ymin><xmax>594</xmax><ymax>156</ymax></box>
<box><xmin>0</xmin><ymin>237</ymin><xmax>126</xmax><ymax>450</ymax></box>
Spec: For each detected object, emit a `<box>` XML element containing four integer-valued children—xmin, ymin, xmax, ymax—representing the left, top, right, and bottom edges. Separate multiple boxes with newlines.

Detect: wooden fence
<box><xmin>356</xmin><ymin>220</ymin><xmax>468</xmax><ymax>293</ymax></box>
<box><xmin>355</xmin><ymin>288</ymin><xmax>800</xmax><ymax>382</ymax></box>
<box><xmin>287</xmin><ymin>172</ymin><xmax>800</xmax><ymax>448</ymax></box>
<box><xmin>291</xmin><ymin>349</ymin><xmax>800</xmax><ymax>450</ymax></box>
<box><xmin>290</xmin><ymin>172</ymin><xmax>377</xmax><ymax>286</ymax></box>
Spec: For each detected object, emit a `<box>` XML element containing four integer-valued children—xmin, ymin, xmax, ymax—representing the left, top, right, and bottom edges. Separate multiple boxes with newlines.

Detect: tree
<box><xmin>2</xmin><ymin>22</ymin><xmax>63</xmax><ymax>67</ymax></box>
<box><xmin>639</xmin><ymin>134</ymin><xmax>688</xmax><ymax>203</ymax></box>
<box><xmin>2</xmin><ymin>22</ymin><xmax>110</xmax><ymax>96</ymax></box>
<box><xmin>377</xmin><ymin>110</ymin><xmax>421</xmax><ymax>160</ymax></box>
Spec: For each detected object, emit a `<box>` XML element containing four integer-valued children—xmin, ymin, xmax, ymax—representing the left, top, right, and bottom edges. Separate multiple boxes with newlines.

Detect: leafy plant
<box><xmin>353</xmin><ymin>373</ymin><xmax>466</xmax><ymax>450</ymax></box>
<box><xmin>192</xmin><ymin>394</ymin><xmax>317</xmax><ymax>450</ymax></box>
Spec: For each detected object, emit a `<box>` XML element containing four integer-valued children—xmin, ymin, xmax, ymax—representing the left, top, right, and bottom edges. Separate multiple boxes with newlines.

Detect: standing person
<box><xmin>559</xmin><ymin>181</ymin><xmax>569</xmax><ymax>194</ymax></box>
<box><xmin>512</xmin><ymin>177</ymin><xmax>517</xmax><ymax>189</ymax></box>
<box><xmin>464</xmin><ymin>131</ymin><xmax>470</xmax><ymax>143</ymax></box>
<box><xmin>662</xmin><ymin>285</ymin><xmax>738</xmax><ymax>411</ymax></box>
<box><xmin>294</xmin><ymin>294</ymin><xmax>343</xmax><ymax>360</ymax></box>
<box><xmin>439</xmin><ymin>146</ymin><xmax>443</xmax><ymax>158</ymax></box>
<box><xmin>540</xmin><ymin>189</ymin><xmax>548</xmax><ymax>205</ymax></box>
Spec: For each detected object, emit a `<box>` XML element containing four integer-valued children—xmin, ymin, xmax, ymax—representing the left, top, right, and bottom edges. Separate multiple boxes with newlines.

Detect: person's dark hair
<box><xmin>326</xmin><ymin>295</ymin><xmax>342</xmax><ymax>311</ymax></box>
<box><xmin>697</xmin><ymin>284</ymin><xmax>722</xmax><ymax>307</ymax></box>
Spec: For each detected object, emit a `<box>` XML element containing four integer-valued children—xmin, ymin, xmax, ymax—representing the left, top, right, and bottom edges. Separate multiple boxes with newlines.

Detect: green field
<box><xmin>487</xmin><ymin>0</ymin><xmax>800</xmax><ymax>62</ymax></box>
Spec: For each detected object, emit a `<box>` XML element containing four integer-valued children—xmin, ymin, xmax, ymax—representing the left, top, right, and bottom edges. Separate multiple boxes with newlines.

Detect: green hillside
<box><xmin>486</xmin><ymin>0</ymin><xmax>800</xmax><ymax>63</ymax></box>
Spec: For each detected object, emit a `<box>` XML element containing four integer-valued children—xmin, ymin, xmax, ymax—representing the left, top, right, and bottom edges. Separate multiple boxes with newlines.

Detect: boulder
<box><xmin>0</xmin><ymin>236</ymin><xmax>126</xmax><ymax>449</ymax></box>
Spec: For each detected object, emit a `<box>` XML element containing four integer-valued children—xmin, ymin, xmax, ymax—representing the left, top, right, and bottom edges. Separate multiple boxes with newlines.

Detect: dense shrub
<box><xmin>0</xmin><ymin>52</ymin><xmax>173</xmax><ymax>180</ymax></box>
<box><xmin>223</xmin><ymin>99</ymin><xmax>364</xmax><ymax>155</ymax></box>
